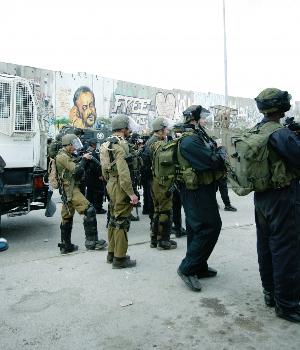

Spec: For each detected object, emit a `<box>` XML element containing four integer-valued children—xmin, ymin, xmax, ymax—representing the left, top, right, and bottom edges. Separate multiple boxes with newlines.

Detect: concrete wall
<box><xmin>0</xmin><ymin>61</ymin><xmax>269</xmax><ymax>152</ymax></box>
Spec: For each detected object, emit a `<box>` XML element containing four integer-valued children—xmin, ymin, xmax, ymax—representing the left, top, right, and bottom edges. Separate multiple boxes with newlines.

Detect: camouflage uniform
<box><xmin>55</xmin><ymin>135</ymin><xmax>106</xmax><ymax>253</ymax></box>
<box><xmin>146</xmin><ymin>119</ymin><xmax>177</xmax><ymax>250</ymax></box>
<box><xmin>101</xmin><ymin>134</ymin><xmax>136</xmax><ymax>265</ymax></box>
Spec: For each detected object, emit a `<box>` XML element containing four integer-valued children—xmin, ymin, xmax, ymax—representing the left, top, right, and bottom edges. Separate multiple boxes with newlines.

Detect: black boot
<box><xmin>150</xmin><ymin>215</ymin><xmax>159</xmax><ymax>248</ymax></box>
<box><xmin>112</xmin><ymin>257</ymin><xmax>136</xmax><ymax>269</ymax></box>
<box><xmin>157</xmin><ymin>240</ymin><xmax>177</xmax><ymax>250</ymax></box>
<box><xmin>58</xmin><ymin>220</ymin><xmax>78</xmax><ymax>254</ymax></box>
<box><xmin>107</xmin><ymin>252</ymin><xmax>131</xmax><ymax>264</ymax></box>
<box><xmin>84</xmin><ymin>205</ymin><xmax>107</xmax><ymax>250</ymax></box>
<box><xmin>171</xmin><ymin>226</ymin><xmax>187</xmax><ymax>238</ymax></box>
<box><xmin>263</xmin><ymin>289</ymin><xmax>275</xmax><ymax>307</ymax></box>
<box><xmin>157</xmin><ymin>217</ymin><xmax>177</xmax><ymax>250</ymax></box>
<box><xmin>275</xmin><ymin>305</ymin><xmax>300</xmax><ymax>323</ymax></box>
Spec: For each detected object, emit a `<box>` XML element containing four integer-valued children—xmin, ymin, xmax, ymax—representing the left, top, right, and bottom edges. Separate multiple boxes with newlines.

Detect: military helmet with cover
<box><xmin>111</xmin><ymin>115</ymin><xmax>130</xmax><ymax>131</ymax></box>
<box><xmin>61</xmin><ymin>134</ymin><xmax>83</xmax><ymax>150</ymax></box>
<box><xmin>183</xmin><ymin>105</ymin><xmax>210</xmax><ymax>123</ymax></box>
<box><xmin>152</xmin><ymin>117</ymin><xmax>168</xmax><ymax>132</ymax></box>
<box><xmin>255</xmin><ymin>88</ymin><xmax>291</xmax><ymax>114</ymax></box>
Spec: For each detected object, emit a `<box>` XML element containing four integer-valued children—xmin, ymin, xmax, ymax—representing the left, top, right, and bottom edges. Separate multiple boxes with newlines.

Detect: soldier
<box><xmin>176</xmin><ymin>105</ymin><xmax>227</xmax><ymax>291</ymax></box>
<box><xmin>85</xmin><ymin>138</ymin><xmax>106</xmax><ymax>214</ymax></box>
<box><xmin>48</xmin><ymin>133</ymin><xmax>62</xmax><ymax>159</ymax></box>
<box><xmin>55</xmin><ymin>134</ymin><xmax>107</xmax><ymax>254</ymax></box>
<box><xmin>170</xmin><ymin>125</ymin><xmax>187</xmax><ymax>238</ymax></box>
<box><xmin>145</xmin><ymin>118</ymin><xmax>177</xmax><ymax>250</ymax></box>
<box><xmin>100</xmin><ymin>115</ymin><xmax>138</xmax><ymax>269</ymax></box>
<box><xmin>253</xmin><ymin>88</ymin><xmax>300</xmax><ymax>323</ymax></box>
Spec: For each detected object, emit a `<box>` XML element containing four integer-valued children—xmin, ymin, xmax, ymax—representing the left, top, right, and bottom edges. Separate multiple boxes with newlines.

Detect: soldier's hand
<box><xmin>83</xmin><ymin>153</ymin><xmax>92</xmax><ymax>160</ymax></box>
<box><xmin>129</xmin><ymin>194</ymin><xmax>139</xmax><ymax>205</ymax></box>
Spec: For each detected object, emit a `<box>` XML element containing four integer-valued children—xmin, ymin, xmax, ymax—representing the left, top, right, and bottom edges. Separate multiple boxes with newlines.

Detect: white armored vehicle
<box><xmin>0</xmin><ymin>74</ymin><xmax>53</xmax><ymax>229</ymax></box>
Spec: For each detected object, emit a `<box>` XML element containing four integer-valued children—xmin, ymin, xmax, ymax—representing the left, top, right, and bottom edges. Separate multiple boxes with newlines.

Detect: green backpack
<box><xmin>152</xmin><ymin>134</ymin><xmax>195</xmax><ymax>188</ymax></box>
<box><xmin>226</xmin><ymin>121</ymin><xmax>282</xmax><ymax>196</ymax></box>
<box><xmin>152</xmin><ymin>139</ymin><xmax>178</xmax><ymax>188</ymax></box>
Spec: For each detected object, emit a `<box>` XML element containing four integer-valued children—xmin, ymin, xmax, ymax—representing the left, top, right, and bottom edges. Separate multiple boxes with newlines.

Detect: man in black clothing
<box><xmin>85</xmin><ymin>139</ymin><xmax>106</xmax><ymax>214</ymax></box>
<box><xmin>253</xmin><ymin>88</ymin><xmax>300</xmax><ymax>323</ymax></box>
<box><xmin>176</xmin><ymin>105</ymin><xmax>227</xmax><ymax>292</ymax></box>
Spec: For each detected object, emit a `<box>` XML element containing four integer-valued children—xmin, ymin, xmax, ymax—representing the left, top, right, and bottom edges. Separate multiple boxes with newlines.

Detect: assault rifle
<box><xmin>124</xmin><ymin>153</ymin><xmax>141</xmax><ymax>220</ymax></box>
<box><xmin>56</xmin><ymin>171</ymin><xmax>71</xmax><ymax>215</ymax></box>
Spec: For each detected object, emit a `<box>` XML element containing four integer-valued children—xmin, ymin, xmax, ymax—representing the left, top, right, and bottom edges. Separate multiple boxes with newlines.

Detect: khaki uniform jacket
<box><xmin>55</xmin><ymin>149</ymin><xmax>79</xmax><ymax>201</ymax></box>
<box><xmin>103</xmin><ymin>137</ymin><xmax>135</xmax><ymax>198</ymax></box>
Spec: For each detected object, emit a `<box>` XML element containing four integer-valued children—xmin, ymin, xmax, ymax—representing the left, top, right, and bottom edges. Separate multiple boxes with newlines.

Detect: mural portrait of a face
<box><xmin>69</xmin><ymin>86</ymin><xmax>97</xmax><ymax>129</ymax></box>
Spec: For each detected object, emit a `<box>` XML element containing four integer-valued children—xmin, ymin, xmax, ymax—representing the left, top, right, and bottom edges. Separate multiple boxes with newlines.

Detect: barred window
<box><xmin>15</xmin><ymin>82</ymin><xmax>34</xmax><ymax>132</ymax></box>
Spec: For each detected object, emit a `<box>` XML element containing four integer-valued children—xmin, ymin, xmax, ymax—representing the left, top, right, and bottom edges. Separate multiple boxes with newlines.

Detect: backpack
<box><xmin>48</xmin><ymin>140</ymin><xmax>62</xmax><ymax>159</ymax></box>
<box><xmin>48</xmin><ymin>158</ymin><xmax>59</xmax><ymax>189</ymax></box>
<box><xmin>226</xmin><ymin>121</ymin><xmax>282</xmax><ymax>196</ymax></box>
<box><xmin>152</xmin><ymin>137</ymin><xmax>184</xmax><ymax>188</ymax></box>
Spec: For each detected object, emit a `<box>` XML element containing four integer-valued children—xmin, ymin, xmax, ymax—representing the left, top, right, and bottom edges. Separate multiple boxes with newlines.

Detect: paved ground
<box><xmin>0</xmin><ymin>190</ymin><xmax>299</xmax><ymax>350</ymax></box>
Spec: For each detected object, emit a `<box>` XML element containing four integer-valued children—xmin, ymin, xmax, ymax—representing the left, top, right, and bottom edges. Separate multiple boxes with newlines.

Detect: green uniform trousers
<box><xmin>150</xmin><ymin>177</ymin><xmax>173</xmax><ymax>241</ymax></box>
<box><xmin>106</xmin><ymin>177</ymin><xmax>132</xmax><ymax>258</ymax></box>
<box><xmin>61</xmin><ymin>186</ymin><xmax>89</xmax><ymax>224</ymax></box>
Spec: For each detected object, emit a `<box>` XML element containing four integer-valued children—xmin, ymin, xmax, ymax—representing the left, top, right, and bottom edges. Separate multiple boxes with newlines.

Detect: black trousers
<box><xmin>179</xmin><ymin>183</ymin><xmax>222</xmax><ymax>276</ymax></box>
<box><xmin>86</xmin><ymin>179</ymin><xmax>104</xmax><ymax>211</ymax></box>
<box><xmin>216</xmin><ymin>177</ymin><xmax>230</xmax><ymax>206</ymax></box>
<box><xmin>254</xmin><ymin>180</ymin><xmax>300</xmax><ymax>311</ymax></box>
<box><xmin>172</xmin><ymin>188</ymin><xmax>182</xmax><ymax>228</ymax></box>
<box><xmin>142</xmin><ymin>178</ymin><xmax>151</xmax><ymax>213</ymax></box>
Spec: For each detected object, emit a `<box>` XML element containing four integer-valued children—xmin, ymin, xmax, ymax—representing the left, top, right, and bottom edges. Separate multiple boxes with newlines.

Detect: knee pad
<box><xmin>84</xmin><ymin>204</ymin><xmax>96</xmax><ymax>219</ymax></box>
<box><xmin>151</xmin><ymin>215</ymin><xmax>159</xmax><ymax>234</ymax></box>
<box><xmin>61</xmin><ymin>217</ymin><xmax>73</xmax><ymax>228</ymax></box>
<box><xmin>159</xmin><ymin>210</ymin><xmax>172</xmax><ymax>224</ymax></box>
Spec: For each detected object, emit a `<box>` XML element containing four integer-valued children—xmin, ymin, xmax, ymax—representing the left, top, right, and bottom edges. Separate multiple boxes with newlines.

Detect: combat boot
<box><xmin>263</xmin><ymin>289</ymin><xmax>275</xmax><ymax>307</ymax></box>
<box><xmin>112</xmin><ymin>257</ymin><xmax>137</xmax><ymax>269</ymax></box>
<box><xmin>58</xmin><ymin>221</ymin><xmax>78</xmax><ymax>254</ymax></box>
<box><xmin>157</xmin><ymin>239</ymin><xmax>177</xmax><ymax>250</ymax></box>
<box><xmin>171</xmin><ymin>226</ymin><xmax>187</xmax><ymax>238</ymax></box>
<box><xmin>107</xmin><ymin>252</ymin><xmax>130</xmax><ymax>264</ymax></box>
<box><xmin>84</xmin><ymin>205</ymin><xmax>107</xmax><ymax>250</ymax></box>
<box><xmin>150</xmin><ymin>239</ymin><xmax>157</xmax><ymax>248</ymax></box>
<box><xmin>157</xmin><ymin>217</ymin><xmax>177</xmax><ymax>250</ymax></box>
<box><xmin>150</xmin><ymin>215</ymin><xmax>159</xmax><ymax>248</ymax></box>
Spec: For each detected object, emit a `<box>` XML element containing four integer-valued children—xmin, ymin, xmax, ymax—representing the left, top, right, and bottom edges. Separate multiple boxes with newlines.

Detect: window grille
<box><xmin>0</xmin><ymin>81</ymin><xmax>12</xmax><ymax>135</ymax></box>
<box><xmin>14</xmin><ymin>82</ymin><xmax>35</xmax><ymax>132</ymax></box>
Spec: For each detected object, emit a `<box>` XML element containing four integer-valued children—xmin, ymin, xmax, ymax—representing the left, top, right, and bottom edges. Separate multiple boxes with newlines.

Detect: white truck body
<box><xmin>0</xmin><ymin>74</ymin><xmax>51</xmax><ymax>223</ymax></box>
<box><xmin>0</xmin><ymin>73</ymin><xmax>46</xmax><ymax>169</ymax></box>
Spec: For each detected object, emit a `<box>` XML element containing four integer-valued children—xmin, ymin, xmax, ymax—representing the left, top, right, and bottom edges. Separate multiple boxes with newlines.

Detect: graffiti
<box><xmin>210</xmin><ymin>104</ymin><xmax>261</xmax><ymax>129</ymax></box>
<box><xmin>56</xmin><ymin>88</ymin><xmax>72</xmax><ymax>117</ymax></box>
<box><xmin>1</xmin><ymin>61</ymin><xmax>281</xmax><ymax>134</ymax></box>
<box><xmin>112</xmin><ymin>95</ymin><xmax>151</xmax><ymax>116</ymax></box>
<box><xmin>68</xmin><ymin>86</ymin><xmax>97</xmax><ymax>129</ymax></box>
<box><xmin>155</xmin><ymin>92</ymin><xmax>176</xmax><ymax>118</ymax></box>
<box><xmin>210</xmin><ymin>105</ymin><xmax>238</xmax><ymax>129</ymax></box>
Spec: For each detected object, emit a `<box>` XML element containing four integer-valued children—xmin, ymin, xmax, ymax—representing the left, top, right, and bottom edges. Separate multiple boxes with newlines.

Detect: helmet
<box><xmin>61</xmin><ymin>134</ymin><xmax>83</xmax><ymax>150</ymax></box>
<box><xmin>152</xmin><ymin>117</ymin><xmax>168</xmax><ymax>132</ymax></box>
<box><xmin>111</xmin><ymin>115</ymin><xmax>130</xmax><ymax>131</ymax></box>
<box><xmin>183</xmin><ymin>105</ymin><xmax>210</xmax><ymax>123</ymax></box>
<box><xmin>255</xmin><ymin>88</ymin><xmax>291</xmax><ymax>114</ymax></box>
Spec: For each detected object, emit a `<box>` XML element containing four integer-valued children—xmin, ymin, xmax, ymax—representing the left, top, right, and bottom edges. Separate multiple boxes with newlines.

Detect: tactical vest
<box><xmin>152</xmin><ymin>132</ymin><xmax>225</xmax><ymax>190</ymax></box>
<box><xmin>55</xmin><ymin>149</ymin><xmax>76</xmax><ymax>200</ymax></box>
<box><xmin>100</xmin><ymin>136</ymin><xmax>131</xmax><ymax>179</ymax></box>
